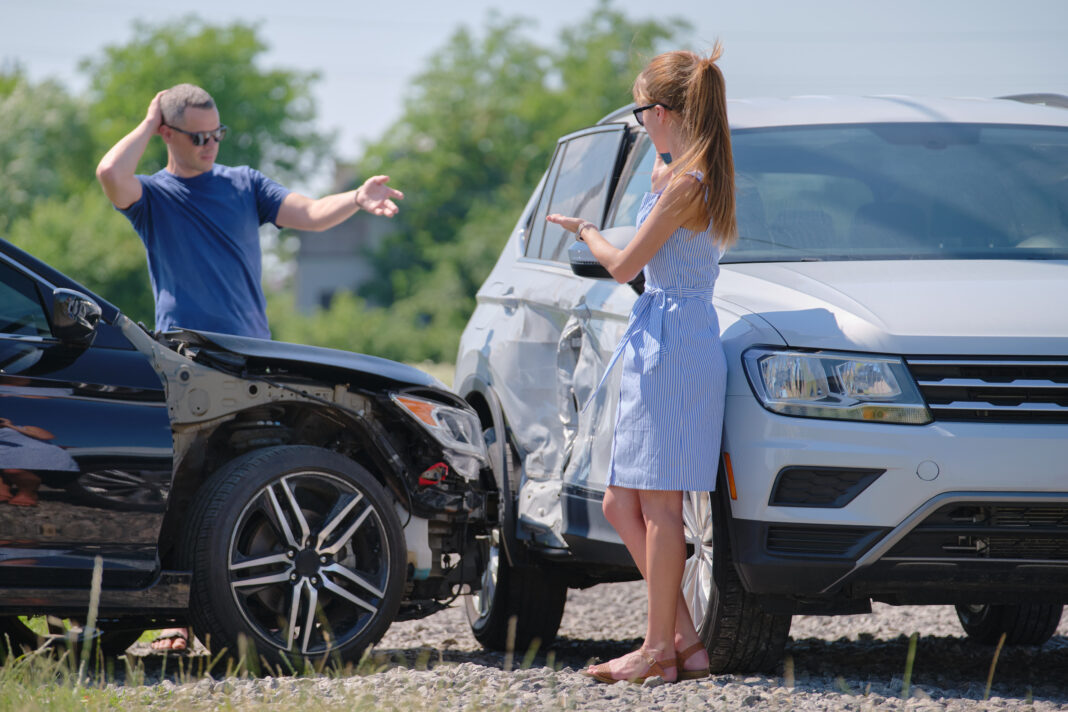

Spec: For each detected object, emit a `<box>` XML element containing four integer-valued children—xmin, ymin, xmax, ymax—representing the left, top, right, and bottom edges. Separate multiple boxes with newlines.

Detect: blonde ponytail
<box><xmin>633</xmin><ymin>44</ymin><xmax>737</xmax><ymax>247</ymax></box>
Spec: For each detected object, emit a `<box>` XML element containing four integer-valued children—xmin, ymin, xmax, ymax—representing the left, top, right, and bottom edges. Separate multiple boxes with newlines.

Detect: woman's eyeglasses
<box><xmin>632</xmin><ymin>103</ymin><xmax>673</xmax><ymax>127</ymax></box>
<box><xmin>165</xmin><ymin>124</ymin><xmax>228</xmax><ymax>146</ymax></box>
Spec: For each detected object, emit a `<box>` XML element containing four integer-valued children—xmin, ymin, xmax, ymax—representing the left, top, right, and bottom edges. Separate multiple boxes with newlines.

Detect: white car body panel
<box><xmin>455</xmin><ymin>94</ymin><xmax>1068</xmax><ymax>604</ymax></box>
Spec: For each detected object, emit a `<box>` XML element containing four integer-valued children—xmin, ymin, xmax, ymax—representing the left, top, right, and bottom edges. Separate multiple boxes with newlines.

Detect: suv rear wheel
<box><xmin>684</xmin><ymin>488</ymin><xmax>792</xmax><ymax>673</ymax></box>
<box><xmin>179</xmin><ymin>445</ymin><xmax>406</xmax><ymax>667</ymax></box>
<box><xmin>955</xmin><ymin>603</ymin><xmax>1063</xmax><ymax>645</ymax></box>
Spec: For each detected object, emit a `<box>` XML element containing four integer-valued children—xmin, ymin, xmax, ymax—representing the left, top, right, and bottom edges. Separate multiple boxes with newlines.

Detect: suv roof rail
<box><xmin>998</xmin><ymin>93</ymin><xmax>1068</xmax><ymax>109</ymax></box>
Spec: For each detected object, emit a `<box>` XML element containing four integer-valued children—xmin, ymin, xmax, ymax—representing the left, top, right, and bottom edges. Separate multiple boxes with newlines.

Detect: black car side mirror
<box><xmin>567</xmin><ymin>225</ymin><xmax>638</xmax><ymax>279</ymax></box>
<box><xmin>567</xmin><ymin>225</ymin><xmax>644</xmax><ymax>293</ymax></box>
<box><xmin>52</xmin><ymin>288</ymin><xmax>102</xmax><ymax>343</ymax></box>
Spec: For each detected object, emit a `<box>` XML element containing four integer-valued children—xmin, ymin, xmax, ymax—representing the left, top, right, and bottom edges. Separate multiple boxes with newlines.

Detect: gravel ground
<box><xmin>121</xmin><ymin>580</ymin><xmax>1068</xmax><ymax>711</ymax></box>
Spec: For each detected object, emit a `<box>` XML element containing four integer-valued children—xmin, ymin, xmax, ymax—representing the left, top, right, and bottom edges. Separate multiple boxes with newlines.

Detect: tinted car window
<box><xmin>525</xmin><ymin>145</ymin><xmax>564</xmax><ymax>259</ymax></box>
<box><xmin>538</xmin><ymin>131</ymin><xmax>624</xmax><ymax>263</ymax></box>
<box><xmin>0</xmin><ymin>261</ymin><xmax>50</xmax><ymax>337</ymax></box>
<box><xmin>726</xmin><ymin>123</ymin><xmax>1068</xmax><ymax>262</ymax></box>
<box><xmin>610</xmin><ymin>137</ymin><xmax>656</xmax><ymax>228</ymax></box>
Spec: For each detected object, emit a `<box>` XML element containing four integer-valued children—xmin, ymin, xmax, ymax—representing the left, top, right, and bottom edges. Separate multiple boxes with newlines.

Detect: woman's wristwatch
<box><xmin>575</xmin><ymin>221</ymin><xmax>596</xmax><ymax>241</ymax></box>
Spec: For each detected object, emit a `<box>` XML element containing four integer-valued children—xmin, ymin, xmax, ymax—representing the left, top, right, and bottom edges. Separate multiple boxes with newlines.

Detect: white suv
<box><xmin>454</xmin><ymin>95</ymin><xmax>1068</xmax><ymax>671</ymax></box>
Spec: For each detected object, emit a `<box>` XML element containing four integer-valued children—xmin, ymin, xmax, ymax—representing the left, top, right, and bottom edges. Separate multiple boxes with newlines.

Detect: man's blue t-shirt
<box><xmin>119</xmin><ymin>164</ymin><xmax>290</xmax><ymax>338</ymax></box>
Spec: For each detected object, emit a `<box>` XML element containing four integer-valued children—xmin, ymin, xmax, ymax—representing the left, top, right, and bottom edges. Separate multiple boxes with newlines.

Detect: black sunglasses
<box><xmin>165</xmin><ymin>124</ymin><xmax>228</xmax><ymax>146</ymax></box>
<box><xmin>632</xmin><ymin>103</ymin><xmax>673</xmax><ymax>127</ymax></box>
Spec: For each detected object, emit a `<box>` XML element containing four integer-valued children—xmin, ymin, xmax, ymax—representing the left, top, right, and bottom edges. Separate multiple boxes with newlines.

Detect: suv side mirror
<box><xmin>52</xmin><ymin>288</ymin><xmax>102</xmax><ymax>343</ymax></box>
<box><xmin>567</xmin><ymin>225</ymin><xmax>638</xmax><ymax>280</ymax></box>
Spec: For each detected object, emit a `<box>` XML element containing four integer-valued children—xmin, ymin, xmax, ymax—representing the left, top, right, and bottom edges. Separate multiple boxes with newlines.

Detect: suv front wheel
<box><xmin>684</xmin><ymin>488</ymin><xmax>792</xmax><ymax>673</ymax></box>
<box><xmin>463</xmin><ymin>429</ymin><xmax>566</xmax><ymax>653</ymax></box>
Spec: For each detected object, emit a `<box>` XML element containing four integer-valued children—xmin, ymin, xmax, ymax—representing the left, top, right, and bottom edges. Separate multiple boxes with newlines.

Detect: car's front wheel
<box><xmin>955</xmin><ymin>603</ymin><xmax>1063</xmax><ymax>645</ymax></box>
<box><xmin>683</xmin><ymin>489</ymin><xmax>792</xmax><ymax>673</ymax></box>
<box><xmin>178</xmin><ymin>446</ymin><xmax>406</xmax><ymax>667</ymax></box>
<box><xmin>463</xmin><ymin>527</ymin><xmax>567</xmax><ymax>654</ymax></box>
<box><xmin>463</xmin><ymin>430</ymin><xmax>566</xmax><ymax>654</ymax></box>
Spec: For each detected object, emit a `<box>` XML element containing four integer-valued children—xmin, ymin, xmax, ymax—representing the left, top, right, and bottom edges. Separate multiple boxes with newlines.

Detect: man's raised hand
<box><xmin>355</xmin><ymin>175</ymin><xmax>404</xmax><ymax>217</ymax></box>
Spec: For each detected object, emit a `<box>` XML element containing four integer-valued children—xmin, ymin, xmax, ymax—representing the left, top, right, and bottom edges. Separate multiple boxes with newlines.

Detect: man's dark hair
<box><xmin>160</xmin><ymin>84</ymin><xmax>216</xmax><ymax>126</ymax></box>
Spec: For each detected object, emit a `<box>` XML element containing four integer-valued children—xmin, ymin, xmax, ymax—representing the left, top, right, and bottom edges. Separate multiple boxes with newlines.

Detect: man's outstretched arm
<box><xmin>96</xmin><ymin>91</ymin><xmax>166</xmax><ymax>209</ymax></box>
<box><xmin>275</xmin><ymin>175</ymin><xmax>404</xmax><ymax>232</ymax></box>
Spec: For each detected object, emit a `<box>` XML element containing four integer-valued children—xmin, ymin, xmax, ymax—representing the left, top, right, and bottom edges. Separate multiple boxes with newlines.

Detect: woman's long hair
<box><xmin>633</xmin><ymin>44</ymin><xmax>737</xmax><ymax>247</ymax></box>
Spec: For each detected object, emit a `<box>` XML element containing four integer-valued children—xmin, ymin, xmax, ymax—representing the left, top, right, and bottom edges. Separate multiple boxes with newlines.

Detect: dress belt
<box><xmin>582</xmin><ymin>285</ymin><xmax>716</xmax><ymax>411</ymax></box>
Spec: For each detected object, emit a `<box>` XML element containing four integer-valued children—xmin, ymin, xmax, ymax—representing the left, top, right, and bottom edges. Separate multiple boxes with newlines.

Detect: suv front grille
<box><xmin>887</xmin><ymin>503</ymin><xmax>1068</xmax><ymax>561</ymax></box>
<box><xmin>907</xmin><ymin>358</ymin><xmax>1068</xmax><ymax>423</ymax></box>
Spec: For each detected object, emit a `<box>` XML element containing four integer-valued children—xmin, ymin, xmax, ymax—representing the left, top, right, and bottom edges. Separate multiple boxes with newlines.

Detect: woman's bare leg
<box><xmin>603</xmin><ymin>486</ymin><xmax>708</xmax><ymax>672</ymax></box>
<box><xmin>637</xmin><ymin>490</ymin><xmax>685</xmax><ymax>662</ymax></box>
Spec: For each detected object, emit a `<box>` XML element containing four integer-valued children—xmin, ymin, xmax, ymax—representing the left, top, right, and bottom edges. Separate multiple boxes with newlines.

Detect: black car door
<box><xmin>0</xmin><ymin>256</ymin><xmax>173</xmax><ymax>588</ymax></box>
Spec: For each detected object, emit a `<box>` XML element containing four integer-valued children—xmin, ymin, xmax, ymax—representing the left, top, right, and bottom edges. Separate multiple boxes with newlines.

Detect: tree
<box><xmin>2</xmin><ymin>18</ymin><xmax>332</xmax><ymax>330</ymax></box>
<box><xmin>0</xmin><ymin>72</ymin><xmax>94</xmax><ymax>234</ymax></box>
<box><xmin>81</xmin><ymin>17</ymin><xmax>330</xmax><ymax>184</ymax></box>
<box><xmin>270</xmin><ymin>3</ymin><xmax>685</xmax><ymax>362</ymax></box>
<box><xmin>6</xmin><ymin>188</ymin><xmax>154</xmax><ymax>324</ymax></box>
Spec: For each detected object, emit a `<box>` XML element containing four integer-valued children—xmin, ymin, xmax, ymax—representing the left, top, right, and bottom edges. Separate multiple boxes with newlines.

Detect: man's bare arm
<box><xmin>275</xmin><ymin>175</ymin><xmax>403</xmax><ymax>232</ymax></box>
<box><xmin>95</xmin><ymin>91</ymin><xmax>165</xmax><ymax>209</ymax></box>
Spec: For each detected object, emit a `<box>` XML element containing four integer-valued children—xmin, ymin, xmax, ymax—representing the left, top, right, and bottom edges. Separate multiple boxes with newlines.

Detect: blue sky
<box><xmin>4</xmin><ymin>0</ymin><xmax>1066</xmax><ymax>164</ymax></box>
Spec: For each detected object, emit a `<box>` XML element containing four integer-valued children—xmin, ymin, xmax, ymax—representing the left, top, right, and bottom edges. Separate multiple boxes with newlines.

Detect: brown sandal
<box><xmin>676</xmin><ymin>641</ymin><xmax>711</xmax><ymax>680</ymax></box>
<box><xmin>582</xmin><ymin>648</ymin><xmax>678</xmax><ymax>684</ymax></box>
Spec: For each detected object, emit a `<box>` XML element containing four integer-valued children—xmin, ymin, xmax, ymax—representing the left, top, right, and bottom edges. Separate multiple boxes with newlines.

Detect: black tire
<box><xmin>684</xmin><ymin>488</ymin><xmax>792</xmax><ymax>673</ymax></box>
<box><xmin>955</xmin><ymin>603</ymin><xmax>1063</xmax><ymax>646</ymax></box>
<box><xmin>463</xmin><ymin>429</ymin><xmax>566</xmax><ymax>653</ymax></box>
<box><xmin>0</xmin><ymin>617</ymin><xmax>142</xmax><ymax>658</ymax></box>
<box><xmin>463</xmin><ymin>530</ymin><xmax>567</xmax><ymax>653</ymax></box>
<box><xmin>177</xmin><ymin>445</ymin><xmax>406</xmax><ymax>668</ymax></box>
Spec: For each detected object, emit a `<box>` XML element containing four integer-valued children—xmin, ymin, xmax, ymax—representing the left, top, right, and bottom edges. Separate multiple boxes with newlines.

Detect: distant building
<box><xmin>292</xmin><ymin>164</ymin><xmax>393</xmax><ymax>312</ymax></box>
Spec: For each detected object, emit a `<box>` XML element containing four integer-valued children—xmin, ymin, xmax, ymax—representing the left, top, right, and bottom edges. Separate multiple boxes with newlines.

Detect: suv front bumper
<box><xmin>723</xmin><ymin>395</ymin><xmax>1068</xmax><ymax>604</ymax></box>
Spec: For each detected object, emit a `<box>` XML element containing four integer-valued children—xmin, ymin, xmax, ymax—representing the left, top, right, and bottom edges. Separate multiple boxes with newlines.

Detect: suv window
<box><xmin>610</xmin><ymin>136</ymin><xmax>656</xmax><ymax>228</ymax></box>
<box><xmin>0</xmin><ymin>261</ymin><xmax>50</xmax><ymax>337</ymax></box>
<box><xmin>531</xmin><ymin>130</ymin><xmax>624</xmax><ymax>263</ymax></box>
<box><xmin>524</xmin><ymin>145</ymin><xmax>564</xmax><ymax>260</ymax></box>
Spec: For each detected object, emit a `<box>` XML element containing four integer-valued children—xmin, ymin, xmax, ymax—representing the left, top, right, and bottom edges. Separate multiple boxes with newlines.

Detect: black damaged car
<box><xmin>0</xmin><ymin>237</ymin><xmax>493</xmax><ymax>664</ymax></box>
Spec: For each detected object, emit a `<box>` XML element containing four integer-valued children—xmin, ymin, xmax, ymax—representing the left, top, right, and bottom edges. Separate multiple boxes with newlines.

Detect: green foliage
<box><xmin>5</xmin><ymin>6</ymin><xmax>684</xmax><ymax>363</ymax></box>
<box><xmin>272</xmin><ymin>2</ymin><xmax>685</xmax><ymax>362</ymax></box>
<box><xmin>0</xmin><ymin>72</ymin><xmax>94</xmax><ymax>234</ymax></box>
<box><xmin>6</xmin><ymin>188</ymin><xmax>154</xmax><ymax>324</ymax></box>
<box><xmin>81</xmin><ymin>17</ymin><xmax>330</xmax><ymax>183</ymax></box>
<box><xmin>2</xmin><ymin>17</ymin><xmax>329</xmax><ymax>331</ymax></box>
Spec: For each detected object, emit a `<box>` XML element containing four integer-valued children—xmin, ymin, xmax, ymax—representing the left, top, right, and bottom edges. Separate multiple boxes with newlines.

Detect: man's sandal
<box><xmin>676</xmin><ymin>641</ymin><xmax>711</xmax><ymax>680</ymax></box>
<box><xmin>582</xmin><ymin>648</ymin><xmax>678</xmax><ymax>684</ymax></box>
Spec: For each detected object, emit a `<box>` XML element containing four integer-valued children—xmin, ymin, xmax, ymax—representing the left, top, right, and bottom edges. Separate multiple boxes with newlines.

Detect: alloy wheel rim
<box><xmin>228</xmin><ymin>471</ymin><xmax>390</xmax><ymax>656</ymax></box>
<box><xmin>681</xmin><ymin>490</ymin><xmax>715</xmax><ymax>629</ymax></box>
<box><xmin>470</xmin><ymin>531</ymin><xmax>500</xmax><ymax>624</ymax></box>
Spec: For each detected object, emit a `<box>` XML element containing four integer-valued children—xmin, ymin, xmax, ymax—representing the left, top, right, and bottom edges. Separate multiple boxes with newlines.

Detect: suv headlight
<box><xmin>391</xmin><ymin>394</ymin><xmax>488</xmax><ymax>479</ymax></box>
<box><xmin>743</xmin><ymin>348</ymin><xmax>932</xmax><ymax>425</ymax></box>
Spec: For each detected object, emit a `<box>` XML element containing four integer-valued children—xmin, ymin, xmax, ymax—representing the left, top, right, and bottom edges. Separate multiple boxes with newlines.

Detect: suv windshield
<box><xmin>724</xmin><ymin>123</ymin><xmax>1068</xmax><ymax>263</ymax></box>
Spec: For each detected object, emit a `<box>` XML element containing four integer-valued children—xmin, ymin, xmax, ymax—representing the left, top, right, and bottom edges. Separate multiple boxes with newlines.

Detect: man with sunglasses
<box><xmin>96</xmin><ymin>83</ymin><xmax>403</xmax><ymax>340</ymax></box>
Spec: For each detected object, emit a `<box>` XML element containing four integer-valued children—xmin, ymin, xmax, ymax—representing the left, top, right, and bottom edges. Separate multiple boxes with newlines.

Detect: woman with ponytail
<box><xmin>547</xmin><ymin>45</ymin><xmax>736</xmax><ymax>684</ymax></box>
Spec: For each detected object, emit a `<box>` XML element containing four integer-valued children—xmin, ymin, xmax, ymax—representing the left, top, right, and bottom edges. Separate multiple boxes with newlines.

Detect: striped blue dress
<box><xmin>604</xmin><ymin>184</ymin><xmax>727</xmax><ymax>491</ymax></box>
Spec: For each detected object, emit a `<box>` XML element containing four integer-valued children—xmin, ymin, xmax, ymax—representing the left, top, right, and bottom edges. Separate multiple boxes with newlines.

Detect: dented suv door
<box><xmin>485</xmin><ymin>126</ymin><xmax>630</xmax><ymax>548</ymax></box>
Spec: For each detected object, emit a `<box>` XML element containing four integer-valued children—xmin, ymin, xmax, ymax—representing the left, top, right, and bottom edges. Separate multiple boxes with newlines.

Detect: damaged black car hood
<box><xmin>169</xmin><ymin>328</ymin><xmax>443</xmax><ymax>391</ymax></box>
